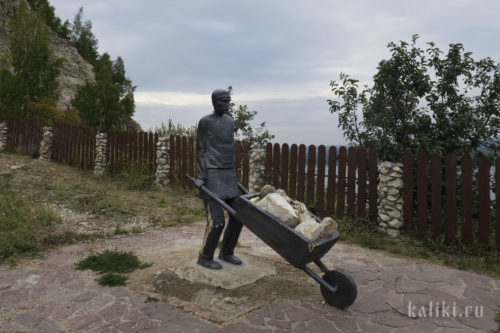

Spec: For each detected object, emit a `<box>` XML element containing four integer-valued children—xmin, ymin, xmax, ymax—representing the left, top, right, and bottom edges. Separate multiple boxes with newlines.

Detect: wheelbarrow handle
<box><xmin>186</xmin><ymin>174</ymin><xmax>237</xmax><ymax>216</ymax></box>
<box><xmin>237</xmin><ymin>182</ymin><xmax>249</xmax><ymax>194</ymax></box>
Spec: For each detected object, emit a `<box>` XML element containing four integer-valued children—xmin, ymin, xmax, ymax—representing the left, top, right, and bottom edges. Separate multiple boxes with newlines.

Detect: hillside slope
<box><xmin>0</xmin><ymin>0</ymin><xmax>94</xmax><ymax>109</ymax></box>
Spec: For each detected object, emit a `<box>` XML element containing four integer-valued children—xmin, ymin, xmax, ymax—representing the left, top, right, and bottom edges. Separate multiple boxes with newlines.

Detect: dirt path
<box><xmin>1</xmin><ymin>221</ymin><xmax>499</xmax><ymax>332</ymax></box>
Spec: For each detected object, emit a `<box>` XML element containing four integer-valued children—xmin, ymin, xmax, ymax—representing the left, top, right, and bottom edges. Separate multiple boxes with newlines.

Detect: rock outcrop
<box><xmin>0</xmin><ymin>0</ymin><xmax>94</xmax><ymax>110</ymax></box>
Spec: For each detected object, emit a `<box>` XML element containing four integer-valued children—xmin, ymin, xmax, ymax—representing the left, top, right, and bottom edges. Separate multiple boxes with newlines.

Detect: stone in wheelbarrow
<box><xmin>255</xmin><ymin>192</ymin><xmax>300</xmax><ymax>227</ymax></box>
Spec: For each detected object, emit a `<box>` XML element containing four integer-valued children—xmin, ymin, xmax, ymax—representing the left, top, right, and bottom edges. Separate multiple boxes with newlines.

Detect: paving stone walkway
<box><xmin>1</xmin><ymin>221</ymin><xmax>499</xmax><ymax>332</ymax></box>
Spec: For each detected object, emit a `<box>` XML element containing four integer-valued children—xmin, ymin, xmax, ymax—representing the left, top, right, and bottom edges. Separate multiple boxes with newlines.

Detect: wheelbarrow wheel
<box><xmin>320</xmin><ymin>269</ymin><xmax>357</xmax><ymax>309</ymax></box>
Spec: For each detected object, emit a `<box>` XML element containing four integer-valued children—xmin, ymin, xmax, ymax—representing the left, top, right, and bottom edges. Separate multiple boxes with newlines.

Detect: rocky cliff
<box><xmin>0</xmin><ymin>0</ymin><xmax>94</xmax><ymax>109</ymax></box>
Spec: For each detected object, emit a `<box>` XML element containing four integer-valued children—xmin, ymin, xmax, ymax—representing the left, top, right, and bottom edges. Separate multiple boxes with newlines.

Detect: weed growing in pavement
<box><xmin>75</xmin><ymin>249</ymin><xmax>152</xmax><ymax>287</ymax></box>
<box><xmin>97</xmin><ymin>273</ymin><xmax>129</xmax><ymax>286</ymax></box>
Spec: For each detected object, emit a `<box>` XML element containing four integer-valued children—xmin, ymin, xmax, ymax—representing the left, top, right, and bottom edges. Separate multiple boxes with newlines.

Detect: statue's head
<box><xmin>211</xmin><ymin>89</ymin><xmax>231</xmax><ymax>115</ymax></box>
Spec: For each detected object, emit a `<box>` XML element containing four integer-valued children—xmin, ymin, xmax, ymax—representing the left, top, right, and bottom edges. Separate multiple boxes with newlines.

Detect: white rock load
<box><xmin>255</xmin><ymin>193</ymin><xmax>300</xmax><ymax>227</ymax></box>
<box><xmin>251</xmin><ymin>185</ymin><xmax>338</xmax><ymax>242</ymax></box>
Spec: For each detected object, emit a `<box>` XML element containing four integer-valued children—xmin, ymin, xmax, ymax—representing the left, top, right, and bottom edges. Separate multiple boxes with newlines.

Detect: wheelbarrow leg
<box><xmin>313</xmin><ymin>259</ymin><xmax>329</xmax><ymax>274</ymax></box>
<box><xmin>302</xmin><ymin>266</ymin><xmax>338</xmax><ymax>294</ymax></box>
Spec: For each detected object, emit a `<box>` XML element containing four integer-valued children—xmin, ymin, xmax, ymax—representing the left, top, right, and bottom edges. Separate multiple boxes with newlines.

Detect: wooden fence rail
<box><xmin>51</xmin><ymin>122</ymin><xmax>97</xmax><ymax>170</ymax></box>
<box><xmin>106</xmin><ymin>131</ymin><xmax>158</xmax><ymax>173</ymax></box>
<box><xmin>265</xmin><ymin>143</ymin><xmax>378</xmax><ymax>219</ymax></box>
<box><xmin>5</xmin><ymin>118</ymin><xmax>44</xmax><ymax>154</ymax></box>
<box><xmin>403</xmin><ymin>151</ymin><xmax>499</xmax><ymax>248</ymax></box>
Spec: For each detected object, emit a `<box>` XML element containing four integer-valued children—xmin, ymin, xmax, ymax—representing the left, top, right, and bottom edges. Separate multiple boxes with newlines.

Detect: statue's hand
<box><xmin>193</xmin><ymin>178</ymin><xmax>205</xmax><ymax>188</ymax></box>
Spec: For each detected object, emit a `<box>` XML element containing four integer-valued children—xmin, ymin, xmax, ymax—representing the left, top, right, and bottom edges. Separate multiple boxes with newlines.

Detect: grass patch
<box><xmin>108</xmin><ymin>166</ymin><xmax>156</xmax><ymax>190</ymax></box>
<box><xmin>1</xmin><ymin>153</ymin><xmax>205</xmax><ymax>233</ymax></box>
<box><xmin>337</xmin><ymin>217</ymin><xmax>500</xmax><ymax>279</ymax></box>
<box><xmin>172</xmin><ymin>205</ymin><xmax>205</xmax><ymax>223</ymax></box>
<box><xmin>76</xmin><ymin>250</ymin><xmax>149</xmax><ymax>273</ymax></box>
<box><xmin>75</xmin><ymin>250</ymin><xmax>152</xmax><ymax>286</ymax></box>
<box><xmin>145</xmin><ymin>296</ymin><xmax>159</xmax><ymax>303</ymax></box>
<box><xmin>98</xmin><ymin>273</ymin><xmax>128</xmax><ymax>287</ymax></box>
<box><xmin>0</xmin><ymin>190</ymin><xmax>62</xmax><ymax>264</ymax></box>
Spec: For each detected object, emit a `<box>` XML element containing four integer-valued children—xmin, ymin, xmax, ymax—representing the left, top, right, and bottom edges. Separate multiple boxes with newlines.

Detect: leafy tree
<box><xmin>0</xmin><ymin>0</ymin><xmax>62</xmax><ymax>119</ymax></box>
<box><xmin>26</xmin><ymin>0</ymin><xmax>70</xmax><ymax>40</ymax></box>
<box><xmin>328</xmin><ymin>35</ymin><xmax>500</xmax><ymax>161</ymax></box>
<box><xmin>70</xmin><ymin>7</ymin><xmax>98</xmax><ymax>65</ymax></box>
<box><xmin>112</xmin><ymin>57</ymin><xmax>136</xmax><ymax>120</ymax></box>
<box><xmin>72</xmin><ymin>53</ymin><xmax>136</xmax><ymax>131</ymax></box>
<box><xmin>227</xmin><ymin>86</ymin><xmax>275</xmax><ymax>148</ymax></box>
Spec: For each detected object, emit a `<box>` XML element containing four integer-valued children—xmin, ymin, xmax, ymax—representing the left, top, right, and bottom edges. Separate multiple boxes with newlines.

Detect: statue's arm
<box><xmin>196</xmin><ymin>120</ymin><xmax>207</xmax><ymax>181</ymax></box>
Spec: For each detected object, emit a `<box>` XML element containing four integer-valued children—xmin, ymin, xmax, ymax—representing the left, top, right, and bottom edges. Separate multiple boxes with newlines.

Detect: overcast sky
<box><xmin>48</xmin><ymin>0</ymin><xmax>500</xmax><ymax>146</ymax></box>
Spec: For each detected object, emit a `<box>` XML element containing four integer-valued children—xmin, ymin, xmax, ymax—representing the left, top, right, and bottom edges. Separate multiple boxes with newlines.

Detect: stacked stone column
<box><xmin>38</xmin><ymin>127</ymin><xmax>53</xmax><ymax>161</ymax></box>
<box><xmin>155</xmin><ymin>137</ymin><xmax>170</xmax><ymax>188</ymax></box>
<box><xmin>248</xmin><ymin>149</ymin><xmax>266</xmax><ymax>193</ymax></box>
<box><xmin>378</xmin><ymin>161</ymin><xmax>404</xmax><ymax>237</ymax></box>
<box><xmin>0</xmin><ymin>123</ymin><xmax>7</xmax><ymax>151</ymax></box>
<box><xmin>93</xmin><ymin>133</ymin><xmax>107</xmax><ymax>175</ymax></box>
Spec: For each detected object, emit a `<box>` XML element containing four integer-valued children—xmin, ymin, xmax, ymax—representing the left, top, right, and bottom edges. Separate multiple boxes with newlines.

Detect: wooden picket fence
<box><xmin>403</xmin><ymin>151</ymin><xmax>500</xmax><ymax>248</ymax></box>
<box><xmin>51</xmin><ymin>122</ymin><xmax>98</xmax><ymax>170</ymax></box>
<box><xmin>265</xmin><ymin>143</ymin><xmax>378</xmax><ymax>219</ymax></box>
<box><xmin>5</xmin><ymin>118</ymin><xmax>44</xmax><ymax>154</ymax></box>
<box><xmin>106</xmin><ymin>131</ymin><xmax>158</xmax><ymax>173</ymax></box>
<box><xmin>168</xmin><ymin>135</ymin><xmax>250</xmax><ymax>189</ymax></box>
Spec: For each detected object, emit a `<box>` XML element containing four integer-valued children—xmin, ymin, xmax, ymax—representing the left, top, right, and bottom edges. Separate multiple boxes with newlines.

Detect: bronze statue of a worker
<box><xmin>195</xmin><ymin>89</ymin><xmax>243</xmax><ymax>270</ymax></box>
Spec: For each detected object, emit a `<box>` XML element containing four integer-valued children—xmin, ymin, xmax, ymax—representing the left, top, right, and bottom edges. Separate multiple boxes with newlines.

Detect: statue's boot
<box><xmin>197</xmin><ymin>252</ymin><xmax>222</xmax><ymax>270</ymax></box>
<box><xmin>219</xmin><ymin>214</ymin><xmax>243</xmax><ymax>265</ymax></box>
<box><xmin>218</xmin><ymin>251</ymin><xmax>242</xmax><ymax>265</ymax></box>
<box><xmin>198</xmin><ymin>222</ymin><xmax>224</xmax><ymax>270</ymax></box>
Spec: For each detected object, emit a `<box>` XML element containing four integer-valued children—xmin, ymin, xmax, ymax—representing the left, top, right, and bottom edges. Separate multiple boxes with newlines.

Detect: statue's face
<box><xmin>213</xmin><ymin>96</ymin><xmax>230</xmax><ymax>115</ymax></box>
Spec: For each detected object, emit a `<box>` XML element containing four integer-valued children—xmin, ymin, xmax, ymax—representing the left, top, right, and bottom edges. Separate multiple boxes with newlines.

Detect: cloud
<box><xmin>135</xmin><ymin>86</ymin><xmax>332</xmax><ymax>109</ymax></box>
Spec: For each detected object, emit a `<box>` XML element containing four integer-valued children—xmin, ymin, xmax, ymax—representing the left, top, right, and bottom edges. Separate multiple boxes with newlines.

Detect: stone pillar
<box><xmin>248</xmin><ymin>148</ymin><xmax>266</xmax><ymax>193</ymax></box>
<box><xmin>39</xmin><ymin>127</ymin><xmax>53</xmax><ymax>161</ymax></box>
<box><xmin>0</xmin><ymin>123</ymin><xmax>7</xmax><ymax>151</ymax></box>
<box><xmin>94</xmin><ymin>133</ymin><xmax>107</xmax><ymax>175</ymax></box>
<box><xmin>155</xmin><ymin>136</ymin><xmax>170</xmax><ymax>188</ymax></box>
<box><xmin>378</xmin><ymin>161</ymin><xmax>404</xmax><ymax>237</ymax></box>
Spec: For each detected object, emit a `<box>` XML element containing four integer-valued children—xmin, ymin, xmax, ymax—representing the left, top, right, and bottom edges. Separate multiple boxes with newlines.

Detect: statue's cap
<box><xmin>211</xmin><ymin>89</ymin><xmax>230</xmax><ymax>101</ymax></box>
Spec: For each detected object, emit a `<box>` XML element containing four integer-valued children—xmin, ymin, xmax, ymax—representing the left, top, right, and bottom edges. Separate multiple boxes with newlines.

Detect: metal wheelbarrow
<box><xmin>188</xmin><ymin>175</ymin><xmax>357</xmax><ymax>309</ymax></box>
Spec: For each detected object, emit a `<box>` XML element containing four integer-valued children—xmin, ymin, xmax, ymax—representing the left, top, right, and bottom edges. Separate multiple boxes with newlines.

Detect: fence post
<box><xmin>155</xmin><ymin>136</ymin><xmax>170</xmax><ymax>188</ymax></box>
<box><xmin>94</xmin><ymin>133</ymin><xmax>107</xmax><ymax>175</ymax></box>
<box><xmin>249</xmin><ymin>148</ymin><xmax>266</xmax><ymax>193</ymax></box>
<box><xmin>0</xmin><ymin>123</ymin><xmax>7</xmax><ymax>151</ymax></box>
<box><xmin>378</xmin><ymin>161</ymin><xmax>404</xmax><ymax>237</ymax></box>
<box><xmin>38</xmin><ymin>127</ymin><xmax>53</xmax><ymax>161</ymax></box>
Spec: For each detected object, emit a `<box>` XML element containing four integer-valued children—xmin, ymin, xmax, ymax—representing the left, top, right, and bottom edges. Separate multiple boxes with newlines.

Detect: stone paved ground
<box><xmin>1</xmin><ymin>221</ymin><xmax>499</xmax><ymax>333</ymax></box>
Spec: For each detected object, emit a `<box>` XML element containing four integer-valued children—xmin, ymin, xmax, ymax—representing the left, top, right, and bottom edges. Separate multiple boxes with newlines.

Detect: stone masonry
<box><xmin>248</xmin><ymin>149</ymin><xmax>266</xmax><ymax>193</ymax></box>
<box><xmin>0</xmin><ymin>123</ymin><xmax>7</xmax><ymax>151</ymax></box>
<box><xmin>155</xmin><ymin>136</ymin><xmax>170</xmax><ymax>188</ymax></box>
<box><xmin>38</xmin><ymin>127</ymin><xmax>53</xmax><ymax>161</ymax></box>
<box><xmin>378</xmin><ymin>161</ymin><xmax>404</xmax><ymax>237</ymax></box>
<box><xmin>93</xmin><ymin>133</ymin><xmax>107</xmax><ymax>175</ymax></box>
